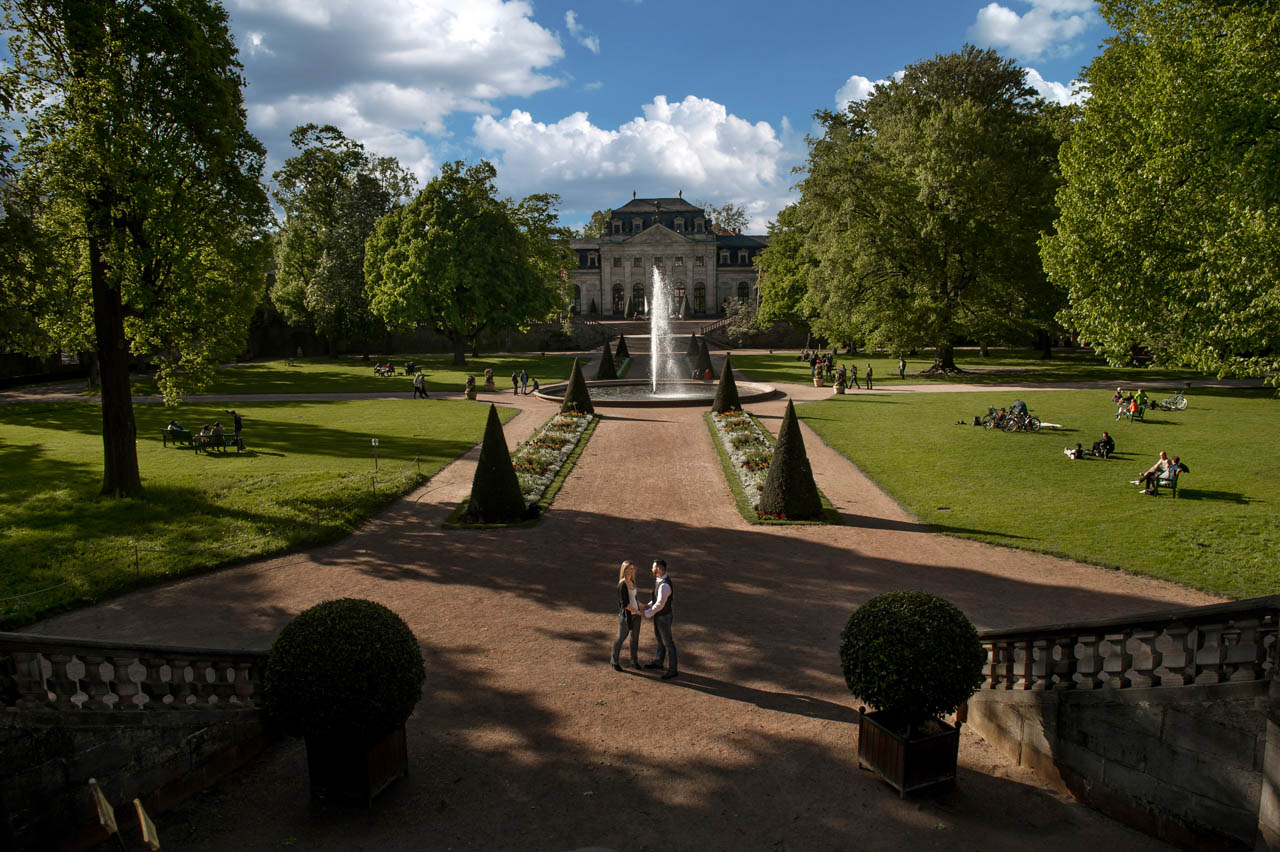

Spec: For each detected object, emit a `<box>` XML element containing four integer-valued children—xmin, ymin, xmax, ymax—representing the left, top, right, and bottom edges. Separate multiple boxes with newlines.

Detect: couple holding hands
<box><xmin>611</xmin><ymin>559</ymin><xmax>678</xmax><ymax>680</ymax></box>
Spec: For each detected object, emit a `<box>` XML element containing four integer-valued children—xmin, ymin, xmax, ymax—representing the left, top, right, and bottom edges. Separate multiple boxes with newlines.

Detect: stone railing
<box><xmin>0</xmin><ymin>631</ymin><xmax>268</xmax><ymax>712</ymax></box>
<box><xmin>979</xmin><ymin>595</ymin><xmax>1279</xmax><ymax>691</ymax></box>
<box><xmin>699</xmin><ymin>317</ymin><xmax>730</xmax><ymax>336</ymax></box>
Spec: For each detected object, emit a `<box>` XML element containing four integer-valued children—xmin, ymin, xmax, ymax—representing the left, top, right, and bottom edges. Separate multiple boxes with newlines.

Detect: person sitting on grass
<box><xmin>1091</xmin><ymin>432</ymin><xmax>1115</xmax><ymax>459</ymax></box>
<box><xmin>1064</xmin><ymin>443</ymin><xmax>1085</xmax><ymax>460</ymax></box>
<box><xmin>1112</xmin><ymin>387</ymin><xmax>1125</xmax><ymax>404</ymax></box>
<box><xmin>528</xmin><ymin>377</ymin><xmax>540</xmax><ymax>395</ymax></box>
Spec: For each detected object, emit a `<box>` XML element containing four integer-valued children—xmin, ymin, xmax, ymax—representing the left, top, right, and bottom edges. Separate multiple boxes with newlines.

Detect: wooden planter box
<box><xmin>305</xmin><ymin>725</ymin><xmax>408</xmax><ymax>805</ymax></box>
<box><xmin>857</xmin><ymin>709</ymin><xmax>959</xmax><ymax>798</ymax></box>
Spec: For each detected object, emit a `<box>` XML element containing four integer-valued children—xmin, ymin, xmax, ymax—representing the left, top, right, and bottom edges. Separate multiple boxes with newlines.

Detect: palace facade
<box><xmin>568</xmin><ymin>196</ymin><xmax>768</xmax><ymax>318</ymax></box>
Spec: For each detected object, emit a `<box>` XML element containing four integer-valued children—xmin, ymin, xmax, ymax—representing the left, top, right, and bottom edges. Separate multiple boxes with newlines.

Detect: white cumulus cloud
<box><xmin>473</xmin><ymin>95</ymin><xmax>795</xmax><ymax>231</ymax></box>
<box><xmin>227</xmin><ymin>0</ymin><xmax>565</xmax><ymax>181</ymax></box>
<box><xmin>970</xmin><ymin>0</ymin><xmax>1096</xmax><ymax>59</ymax></box>
<box><xmin>565</xmin><ymin>10</ymin><xmax>601</xmax><ymax>54</ymax></box>
<box><xmin>1023</xmin><ymin>67</ymin><xmax>1087</xmax><ymax>105</ymax></box>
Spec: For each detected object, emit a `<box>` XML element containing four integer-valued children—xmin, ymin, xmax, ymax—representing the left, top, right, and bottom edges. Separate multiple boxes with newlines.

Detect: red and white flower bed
<box><xmin>709</xmin><ymin>409</ymin><xmax>773</xmax><ymax>508</ymax></box>
<box><xmin>512</xmin><ymin>410</ymin><xmax>595</xmax><ymax>505</ymax></box>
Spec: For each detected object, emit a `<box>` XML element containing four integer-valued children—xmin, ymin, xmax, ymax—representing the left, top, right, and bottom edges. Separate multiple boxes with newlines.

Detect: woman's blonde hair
<box><xmin>618</xmin><ymin>560</ymin><xmax>636</xmax><ymax>583</ymax></box>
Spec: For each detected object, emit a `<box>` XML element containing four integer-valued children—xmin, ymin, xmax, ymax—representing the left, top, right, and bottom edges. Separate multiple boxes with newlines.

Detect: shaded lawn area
<box><xmin>733</xmin><ymin>348</ymin><xmax>1208</xmax><ymax>388</ymax></box>
<box><xmin>796</xmin><ymin>388</ymin><xmax>1279</xmax><ymax>600</ymax></box>
<box><xmin>0</xmin><ymin>399</ymin><xmax>516</xmax><ymax>626</ymax></box>
<box><xmin>124</xmin><ymin>354</ymin><xmax>581</xmax><ymax>396</ymax></box>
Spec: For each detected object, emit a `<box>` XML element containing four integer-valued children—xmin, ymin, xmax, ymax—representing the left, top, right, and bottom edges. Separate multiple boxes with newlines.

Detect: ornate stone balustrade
<box><xmin>0</xmin><ymin>631</ymin><xmax>268</xmax><ymax>712</ymax></box>
<box><xmin>979</xmin><ymin>595</ymin><xmax>1279</xmax><ymax>691</ymax></box>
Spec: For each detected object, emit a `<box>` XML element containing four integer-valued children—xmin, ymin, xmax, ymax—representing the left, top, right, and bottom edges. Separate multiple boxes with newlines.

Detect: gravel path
<box><xmin>30</xmin><ymin>352</ymin><xmax>1225</xmax><ymax>851</ymax></box>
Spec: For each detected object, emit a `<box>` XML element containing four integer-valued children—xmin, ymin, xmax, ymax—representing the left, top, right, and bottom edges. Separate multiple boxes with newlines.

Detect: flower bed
<box><xmin>706</xmin><ymin>410</ymin><xmax>839</xmax><ymax>525</ymax></box>
<box><xmin>513</xmin><ymin>410</ymin><xmax>595</xmax><ymax>506</ymax></box>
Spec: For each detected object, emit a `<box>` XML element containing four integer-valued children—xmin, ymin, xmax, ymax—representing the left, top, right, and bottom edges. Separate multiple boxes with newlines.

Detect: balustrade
<box><xmin>979</xmin><ymin>596</ymin><xmax>1279</xmax><ymax>692</ymax></box>
<box><xmin>0</xmin><ymin>632</ymin><xmax>267</xmax><ymax>712</ymax></box>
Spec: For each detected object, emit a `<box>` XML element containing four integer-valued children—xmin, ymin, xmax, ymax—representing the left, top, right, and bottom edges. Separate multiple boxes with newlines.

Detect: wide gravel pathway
<box><xmin>32</xmin><ymin>351</ymin><xmax>1223</xmax><ymax>852</ymax></box>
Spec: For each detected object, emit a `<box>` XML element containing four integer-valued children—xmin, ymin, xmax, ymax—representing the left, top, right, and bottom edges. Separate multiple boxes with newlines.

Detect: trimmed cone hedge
<box><xmin>839</xmin><ymin>591</ymin><xmax>984</xmax><ymax>726</ymax></box>
<box><xmin>595</xmin><ymin>341</ymin><xmax>618</xmax><ymax>380</ymax></box>
<box><xmin>560</xmin><ymin>357</ymin><xmax>595</xmax><ymax>414</ymax></box>
<box><xmin>685</xmin><ymin>333</ymin><xmax>700</xmax><ymax>359</ymax></box>
<box><xmin>711</xmin><ymin>354</ymin><xmax>741</xmax><ymax>413</ymax></box>
<box><xmin>693</xmin><ymin>337</ymin><xmax>716</xmax><ymax>379</ymax></box>
<box><xmin>757</xmin><ymin>400</ymin><xmax>822</xmax><ymax>519</ymax></box>
<box><xmin>624</xmin><ymin>295</ymin><xmax>635</xmax><ymax>319</ymax></box>
<box><xmin>615</xmin><ymin>335</ymin><xmax>630</xmax><ymax>360</ymax></box>
<box><xmin>264</xmin><ymin>598</ymin><xmax>425</xmax><ymax>746</ymax></box>
<box><xmin>680</xmin><ymin>295</ymin><xmax>693</xmax><ymax>319</ymax></box>
<box><xmin>468</xmin><ymin>403</ymin><xmax>528</xmax><ymax>521</ymax></box>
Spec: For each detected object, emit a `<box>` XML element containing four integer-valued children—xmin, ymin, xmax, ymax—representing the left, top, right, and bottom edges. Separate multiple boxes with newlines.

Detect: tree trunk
<box><xmin>979</xmin><ymin>343</ymin><xmax>989</xmax><ymax>358</ymax></box>
<box><xmin>451</xmin><ymin>335</ymin><xmax>467</xmax><ymax>366</ymax></box>
<box><xmin>88</xmin><ymin>220</ymin><xmax>142</xmax><ymax>498</ymax></box>
<box><xmin>1035</xmin><ymin>330</ymin><xmax>1053</xmax><ymax>359</ymax></box>
<box><xmin>923</xmin><ymin>343</ymin><xmax>960</xmax><ymax>374</ymax></box>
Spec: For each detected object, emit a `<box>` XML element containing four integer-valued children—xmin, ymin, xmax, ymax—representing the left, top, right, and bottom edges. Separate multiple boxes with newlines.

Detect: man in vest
<box><xmin>641</xmin><ymin>559</ymin><xmax>678</xmax><ymax>679</ymax></box>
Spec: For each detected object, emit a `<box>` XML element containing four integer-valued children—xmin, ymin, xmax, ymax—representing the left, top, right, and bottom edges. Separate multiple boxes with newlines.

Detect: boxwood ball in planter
<box><xmin>839</xmin><ymin>591</ymin><xmax>985</xmax><ymax>796</ymax></box>
<box><xmin>265</xmin><ymin>598</ymin><xmax>426</xmax><ymax>802</ymax></box>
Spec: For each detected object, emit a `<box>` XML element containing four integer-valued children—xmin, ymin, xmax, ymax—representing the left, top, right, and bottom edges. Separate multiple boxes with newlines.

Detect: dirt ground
<box><xmin>33</xmin><ymin>352</ymin><xmax>1223</xmax><ymax>852</ymax></box>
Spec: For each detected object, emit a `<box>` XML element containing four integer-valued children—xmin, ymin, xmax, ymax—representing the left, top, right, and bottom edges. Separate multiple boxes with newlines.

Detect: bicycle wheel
<box><xmin>1003</xmin><ymin>418</ymin><xmax>1019</xmax><ymax>432</ymax></box>
<box><xmin>1176</xmin><ymin>397</ymin><xmax>1188</xmax><ymax>410</ymax></box>
<box><xmin>1029</xmin><ymin>417</ymin><xmax>1041</xmax><ymax>432</ymax></box>
<box><xmin>983</xmin><ymin>416</ymin><xmax>996</xmax><ymax>430</ymax></box>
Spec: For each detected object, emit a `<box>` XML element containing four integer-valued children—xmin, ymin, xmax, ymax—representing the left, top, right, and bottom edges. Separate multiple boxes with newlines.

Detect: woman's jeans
<box><xmin>611</xmin><ymin>612</ymin><xmax>640</xmax><ymax>665</ymax></box>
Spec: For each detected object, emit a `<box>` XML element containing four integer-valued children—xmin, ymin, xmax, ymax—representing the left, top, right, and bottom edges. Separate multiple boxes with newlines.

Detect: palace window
<box><xmin>633</xmin><ymin>257</ymin><xmax>642</xmax><ymax>268</ymax></box>
<box><xmin>738</xmin><ymin>250</ymin><xmax>749</xmax><ymax>265</ymax></box>
<box><xmin>588</xmin><ymin>252</ymin><xmax>599</xmax><ymax>268</ymax></box>
<box><xmin>573</xmin><ymin>284</ymin><xmax>582</xmax><ymax>313</ymax></box>
<box><xmin>612</xmin><ymin>283</ymin><xmax>625</xmax><ymax>314</ymax></box>
<box><xmin>613</xmin><ymin>256</ymin><xmax>622</xmax><ymax>268</ymax></box>
<box><xmin>719</xmin><ymin>249</ymin><xmax>729</xmax><ymax>265</ymax></box>
<box><xmin>632</xmin><ymin>283</ymin><xmax>645</xmax><ymax>310</ymax></box>
<box><xmin>654</xmin><ymin>256</ymin><xmax>663</xmax><ymax>266</ymax></box>
<box><xmin>695</xmin><ymin>256</ymin><xmax>704</xmax><ymax>267</ymax></box>
<box><xmin>694</xmin><ymin>282</ymin><xmax>706</xmax><ymax>312</ymax></box>
<box><xmin>738</xmin><ymin>282</ymin><xmax>750</xmax><ymax>302</ymax></box>
<box><xmin>673</xmin><ymin>283</ymin><xmax>686</xmax><ymax>312</ymax></box>
<box><xmin>611</xmin><ymin>219</ymin><xmax>622</xmax><ymax>235</ymax></box>
<box><xmin>674</xmin><ymin>256</ymin><xmax>684</xmax><ymax>267</ymax></box>
<box><xmin>632</xmin><ymin>218</ymin><xmax>643</xmax><ymax>232</ymax></box>
<box><xmin>694</xmin><ymin>218</ymin><xmax>705</xmax><ymax>233</ymax></box>
<box><xmin>673</xmin><ymin>217</ymin><xmax>685</xmax><ymax>233</ymax></box>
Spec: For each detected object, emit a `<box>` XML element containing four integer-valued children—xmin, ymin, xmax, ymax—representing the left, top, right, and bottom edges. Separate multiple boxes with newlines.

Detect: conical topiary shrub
<box><xmin>468</xmin><ymin>404</ymin><xmax>527</xmax><ymax>522</ymax></box>
<box><xmin>680</xmin><ymin>295</ymin><xmax>693</xmax><ymax>319</ymax></box>
<box><xmin>560</xmin><ymin>357</ymin><xmax>595</xmax><ymax>414</ymax></box>
<box><xmin>693</xmin><ymin>337</ymin><xmax>716</xmax><ymax>379</ymax></box>
<box><xmin>757</xmin><ymin>400</ymin><xmax>823</xmax><ymax>520</ymax></box>
<box><xmin>711</xmin><ymin>354</ymin><xmax>742</xmax><ymax>413</ymax></box>
<box><xmin>685</xmin><ymin>333</ymin><xmax>700</xmax><ymax>359</ymax></box>
<box><xmin>624</xmin><ymin>294</ymin><xmax>635</xmax><ymax>319</ymax></box>
<box><xmin>595</xmin><ymin>341</ymin><xmax>618</xmax><ymax>380</ymax></box>
<box><xmin>615</xmin><ymin>335</ymin><xmax>630</xmax><ymax>360</ymax></box>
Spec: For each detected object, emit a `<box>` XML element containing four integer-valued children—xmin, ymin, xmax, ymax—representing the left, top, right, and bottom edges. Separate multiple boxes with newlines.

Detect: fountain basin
<box><xmin>534</xmin><ymin>379</ymin><xmax>776</xmax><ymax>408</ymax></box>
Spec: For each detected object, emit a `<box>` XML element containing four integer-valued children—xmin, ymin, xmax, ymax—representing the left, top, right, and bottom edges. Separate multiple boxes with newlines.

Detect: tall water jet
<box><xmin>650</xmin><ymin>266</ymin><xmax>682</xmax><ymax>392</ymax></box>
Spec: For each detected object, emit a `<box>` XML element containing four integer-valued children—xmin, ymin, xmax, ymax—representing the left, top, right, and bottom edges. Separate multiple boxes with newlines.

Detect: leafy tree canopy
<box><xmin>693</xmin><ymin>200</ymin><xmax>749</xmax><ymax>233</ymax></box>
<box><xmin>3</xmin><ymin>0</ymin><xmax>272</xmax><ymax>495</ymax></box>
<box><xmin>1041</xmin><ymin>0</ymin><xmax>1280</xmax><ymax>379</ymax></box>
<box><xmin>582</xmin><ymin>209</ymin><xmax>611</xmax><ymax>238</ymax></box>
<box><xmin>792</xmin><ymin>46</ymin><xmax>1066</xmax><ymax>371</ymax></box>
<box><xmin>364</xmin><ymin>160</ymin><xmax>572</xmax><ymax>365</ymax></box>
<box><xmin>271</xmin><ymin>124</ymin><xmax>415</xmax><ymax>353</ymax></box>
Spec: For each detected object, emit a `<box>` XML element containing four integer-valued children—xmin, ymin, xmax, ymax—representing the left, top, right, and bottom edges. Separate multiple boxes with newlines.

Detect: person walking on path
<box><xmin>898</xmin><ymin>355</ymin><xmax>906</xmax><ymax>380</ymax></box>
<box><xmin>610</xmin><ymin>560</ymin><xmax>643</xmax><ymax>671</ymax></box>
<box><xmin>849</xmin><ymin>363</ymin><xmax>860</xmax><ymax>390</ymax></box>
<box><xmin>520</xmin><ymin>368</ymin><xmax>529</xmax><ymax>394</ymax></box>
<box><xmin>641</xmin><ymin>559</ymin><xmax>677</xmax><ymax>680</ymax></box>
<box><xmin>865</xmin><ymin>363</ymin><xmax>874</xmax><ymax>390</ymax></box>
<box><xmin>511</xmin><ymin>370</ymin><xmax>520</xmax><ymax>395</ymax></box>
<box><xmin>412</xmin><ymin>372</ymin><xmax>429</xmax><ymax>399</ymax></box>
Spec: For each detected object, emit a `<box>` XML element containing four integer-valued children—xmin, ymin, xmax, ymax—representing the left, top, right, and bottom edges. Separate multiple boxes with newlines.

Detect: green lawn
<box><xmin>796</xmin><ymin>388</ymin><xmax>1279</xmax><ymax>599</ymax></box>
<box><xmin>0</xmin><ymin>399</ymin><xmax>516</xmax><ymax>626</ymax></box>
<box><xmin>733</xmin><ymin>348</ymin><xmax>1207</xmax><ymax>388</ymax></box>
<box><xmin>124</xmin><ymin>354</ymin><xmax>582</xmax><ymax>396</ymax></box>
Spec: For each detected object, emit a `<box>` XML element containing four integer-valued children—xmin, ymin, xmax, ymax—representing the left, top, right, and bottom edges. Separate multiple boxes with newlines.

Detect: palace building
<box><xmin>568</xmin><ymin>196</ymin><xmax>768</xmax><ymax>318</ymax></box>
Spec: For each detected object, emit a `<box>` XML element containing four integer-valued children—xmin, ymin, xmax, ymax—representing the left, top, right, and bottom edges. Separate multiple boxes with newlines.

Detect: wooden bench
<box><xmin>195</xmin><ymin>432</ymin><xmax>243</xmax><ymax>453</ymax></box>
<box><xmin>1153</xmin><ymin>467</ymin><xmax>1183</xmax><ymax>498</ymax></box>
<box><xmin>162</xmin><ymin>427</ymin><xmax>194</xmax><ymax>447</ymax></box>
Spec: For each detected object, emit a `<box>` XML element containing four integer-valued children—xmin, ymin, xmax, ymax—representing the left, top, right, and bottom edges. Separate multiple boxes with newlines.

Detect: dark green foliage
<box><xmin>468</xmin><ymin>404</ymin><xmax>527</xmax><ymax>521</ymax></box>
<box><xmin>624</xmin><ymin>295</ymin><xmax>635</xmax><ymax>319</ymax></box>
<box><xmin>839</xmin><ymin>591</ymin><xmax>985</xmax><ymax>726</ymax></box>
<box><xmin>264</xmin><ymin>598</ymin><xmax>425</xmax><ymax>746</ymax></box>
<box><xmin>560</xmin><ymin>357</ymin><xmax>595</xmax><ymax>415</ymax></box>
<box><xmin>615</xmin><ymin>335</ymin><xmax>630</xmax><ymax>360</ymax></box>
<box><xmin>757</xmin><ymin>400</ymin><xmax>822</xmax><ymax>519</ymax></box>
<box><xmin>711</xmin><ymin>354</ymin><xmax>742</xmax><ymax>413</ymax></box>
<box><xmin>693</xmin><ymin>337</ymin><xmax>716</xmax><ymax>379</ymax></box>
<box><xmin>595</xmin><ymin>341</ymin><xmax>617</xmax><ymax>380</ymax></box>
<box><xmin>680</xmin><ymin>295</ymin><xmax>693</xmax><ymax>319</ymax></box>
<box><xmin>685</xmin><ymin>334</ymin><xmax>700</xmax><ymax>359</ymax></box>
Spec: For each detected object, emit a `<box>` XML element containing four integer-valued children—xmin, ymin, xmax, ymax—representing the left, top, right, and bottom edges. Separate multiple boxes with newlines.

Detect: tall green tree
<box><xmin>1042</xmin><ymin>0</ymin><xmax>1280</xmax><ymax>378</ymax></box>
<box><xmin>271</xmin><ymin>124</ymin><xmax>415</xmax><ymax>353</ymax></box>
<box><xmin>581</xmin><ymin>208</ymin><xmax>611</xmax><ymax>237</ymax></box>
<box><xmin>364</xmin><ymin>160</ymin><xmax>571</xmax><ymax>365</ymax></box>
<box><xmin>756</xmin><ymin>203</ymin><xmax>819</xmax><ymax>332</ymax></box>
<box><xmin>3</xmin><ymin>0</ymin><xmax>271</xmax><ymax>496</ymax></box>
<box><xmin>693</xmin><ymin>199</ymin><xmax>749</xmax><ymax>233</ymax></box>
<box><xmin>793</xmin><ymin>46</ymin><xmax>1065</xmax><ymax>372</ymax></box>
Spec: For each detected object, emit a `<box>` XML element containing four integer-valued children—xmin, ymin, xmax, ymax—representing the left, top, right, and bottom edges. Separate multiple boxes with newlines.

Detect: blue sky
<box><xmin>227</xmin><ymin>0</ymin><xmax>1105</xmax><ymax>231</ymax></box>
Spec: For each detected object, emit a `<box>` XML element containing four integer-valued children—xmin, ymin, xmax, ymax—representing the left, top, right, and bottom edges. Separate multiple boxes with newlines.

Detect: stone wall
<box><xmin>966</xmin><ymin>596</ymin><xmax>1280</xmax><ymax>850</ymax></box>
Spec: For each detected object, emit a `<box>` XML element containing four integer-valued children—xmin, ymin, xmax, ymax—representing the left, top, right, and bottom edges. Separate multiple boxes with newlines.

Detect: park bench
<box><xmin>1153</xmin><ymin>467</ymin><xmax>1183</xmax><ymax>498</ymax></box>
<box><xmin>162</xmin><ymin>427</ymin><xmax>194</xmax><ymax>447</ymax></box>
<box><xmin>195</xmin><ymin>432</ymin><xmax>243</xmax><ymax>454</ymax></box>
<box><xmin>1119</xmin><ymin>404</ymin><xmax>1145</xmax><ymax>423</ymax></box>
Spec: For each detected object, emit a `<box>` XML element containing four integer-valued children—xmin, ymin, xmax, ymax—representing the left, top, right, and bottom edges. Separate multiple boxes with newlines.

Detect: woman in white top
<box><xmin>610</xmin><ymin>560</ymin><xmax>642</xmax><ymax>671</ymax></box>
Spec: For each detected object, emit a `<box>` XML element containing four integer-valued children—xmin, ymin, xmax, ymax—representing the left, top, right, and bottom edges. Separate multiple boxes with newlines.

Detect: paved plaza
<box><xmin>31</xmin><ymin>351</ymin><xmax>1221</xmax><ymax>851</ymax></box>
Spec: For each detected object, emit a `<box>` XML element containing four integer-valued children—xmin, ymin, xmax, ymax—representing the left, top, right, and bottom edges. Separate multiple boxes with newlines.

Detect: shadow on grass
<box><xmin>1171</xmin><ymin>489</ymin><xmax>1253</xmax><ymax>504</ymax></box>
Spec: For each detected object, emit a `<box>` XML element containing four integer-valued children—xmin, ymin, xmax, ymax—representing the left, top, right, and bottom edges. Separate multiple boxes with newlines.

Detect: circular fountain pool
<box><xmin>534</xmin><ymin>379</ymin><xmax>776</xmax><ymax>407</ymax></box>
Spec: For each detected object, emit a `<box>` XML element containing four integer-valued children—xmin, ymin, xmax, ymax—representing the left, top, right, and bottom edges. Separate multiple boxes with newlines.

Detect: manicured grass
<box><xmin>733</xmin><ymin>348</ymin><xmax>1207</xmax><ymax>388</ymax></box>
<box><xmin>0</xmin><ymin>399</ymin><xmax>516</xmax><ymax>626</ymax></box>
<box><xmin>125</xmin><ymin>355</ymin><xmax>581</xmax><ymax>396</ymax></box>
<box><xmin>795</xmin><ymin>388</ymin><xmax>1279</xmax><ymax>599</ymax></box>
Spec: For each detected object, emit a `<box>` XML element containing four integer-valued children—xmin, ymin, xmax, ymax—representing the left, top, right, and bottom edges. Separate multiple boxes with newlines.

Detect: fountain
<box><xmin>534</xmin><ymin>268</ymin><xmax>775</xmax><ymax>407</ymax></box>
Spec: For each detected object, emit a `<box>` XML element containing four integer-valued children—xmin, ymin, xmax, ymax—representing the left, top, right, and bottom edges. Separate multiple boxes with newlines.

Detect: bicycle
<box><xmin>1002</xmin><ymin>410</ymin><xmax>1041</xmax><ymax>432</ymax></box>
<box><xmin>1155</xmin><ymin>389</ymin><xmax>1188</xmax><ymax>411</ymax></box>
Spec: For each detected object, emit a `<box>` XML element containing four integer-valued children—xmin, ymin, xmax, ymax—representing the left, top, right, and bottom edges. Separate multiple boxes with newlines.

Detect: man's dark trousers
<box><xmin>652</xmin><ymin>614</ymin><xmax>677</xmax><ymax>675</ymax></box>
